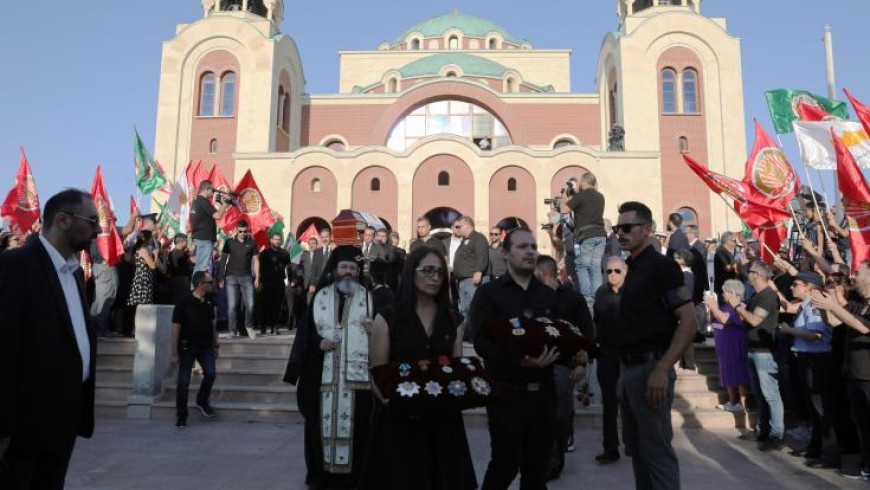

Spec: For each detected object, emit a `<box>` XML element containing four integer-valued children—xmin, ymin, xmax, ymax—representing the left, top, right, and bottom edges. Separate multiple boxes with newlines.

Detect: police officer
<box><xmin>471</xmin><ymin>228</ymin><xmax>561</xmax><ymax>489</ymax></box>
<box><xmin>612</xmin><ymin>201</ymin><xmax>698</xmax><ymax>490</ymax></box>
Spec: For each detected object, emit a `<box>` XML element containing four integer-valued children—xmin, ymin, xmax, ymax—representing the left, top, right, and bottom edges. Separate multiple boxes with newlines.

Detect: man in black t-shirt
<box><xmin>813</xmin><ymin>261</ymin><xmax>870</xmax><ymax>480</ymax></box>
<box><xmin>257</xmin><ymin>233</ymin><xmax>291</xmax><ymax>335</ymax></box>
<box><xmin>171</xmin><ymin>271</ymin><xmax>218</xmax><ymax>428</ymax></box>
<box><xmin>221</xmin><ymin>221</ymin><xmax>259</xmax><ymax>338</ymax></box>
<box><xmin>189</xmin><ymin>180</ymin><xmax>231</xmax><ymax>276</ymax></box>
<box><xmin>560</xmin><ymin>172</ymin><xmax>606</xmax><ymax>303</ymax></box>
<box><xmin>168</xmin><ymin>233</ymin><xmax>195</xmax><ymax>305</ymax></box>
<box><xmin>612</xmin><ymin>201</ymin><xmax>697</xmax><ymax>490</ymax></box>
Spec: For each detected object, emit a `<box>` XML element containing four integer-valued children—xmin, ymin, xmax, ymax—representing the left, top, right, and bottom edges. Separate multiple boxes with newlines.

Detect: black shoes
<box><xmin>175</xmin><ymin>416</ymin><xmax>187</xmax><ymax>428</ymax></box>
<box><xmin>196</xmin><ymin>402</ymin><xmax>216</xmax><ymax>419</ymax></box>
<box><xmin>595</xmin><ymin>451</ymin><xmax>621</xmax><ymax>464</ymax></box>
<box><xmin>804</xmin><ymin>458</ymin><xmax>840</xmax><ymax>469</ymax></box>
<box><xmin>738</xmin><ymin>431</ymin><xmax>764</xmax><ymax>441</ymax></box>
<box><xmin>758</xmin><ymin>438</ymin><xmax>784</xmax><ymax>452</ymax></box>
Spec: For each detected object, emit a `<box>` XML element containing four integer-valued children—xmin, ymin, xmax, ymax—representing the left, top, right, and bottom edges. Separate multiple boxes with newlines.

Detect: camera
<box><xmin>541</xmin><ymin>223</ymin><xmax>554</xmax><ymax>231</ymax></box>
<box><xmin>214</xmin><ymin>190</ymin><xmax>240</xmax><ymax>206</ymax></box>
<box><xmin>565</xmin><ymin>180</ymin><xmax>577</xmax><ymax>198</ymax></box>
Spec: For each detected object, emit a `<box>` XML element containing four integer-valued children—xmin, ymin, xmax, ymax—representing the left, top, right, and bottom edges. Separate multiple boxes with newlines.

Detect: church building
<box><xmin>153</xmin><ymin>0</ymin><xmax>747</xmax><ymax>248</ymax></box>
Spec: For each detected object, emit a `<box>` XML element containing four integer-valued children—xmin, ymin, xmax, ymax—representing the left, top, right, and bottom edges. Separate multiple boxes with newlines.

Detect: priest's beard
<box><xmin>335</xmin><ymin>278</ymin><xmax>357</xmax><ymax>295</ymax></box>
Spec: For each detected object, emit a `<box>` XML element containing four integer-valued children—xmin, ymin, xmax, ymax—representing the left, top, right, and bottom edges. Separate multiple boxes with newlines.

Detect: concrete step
<box><xmin>218</xmin><ymin>338</ymin><xmax>294</xmax><ymax>356</ymax></box>
<box><xmin>672</xmin><ymin>390</ymin><xmax>726</xmax><ymax>409</ymax></box>
<box><xmin>96</xmin><ymin>353</ymin><xmax>134</xmax><ymax>370</ymax></box>
<box><xmin>675</xmin><ymin>374</ymin><xmax>720</xmax><ymax>392</ymax></box>
<box><xmin>216</xmin><ymin>353</ymin><xmax>289</xmax><ymax>372</ymax></box>
<box><xmin>95</xmin><ymin>382</ymin><xmax>133</xmax><ymax>402</ymax></box>
<box><xmin>163</xmin><ymin>383</ymin><xmax>297</xmax><ymax>405</ymax></box>
<box><xmin>96</xmin><ymin>337</ymin><xmax>137</xmax><ymax>355</ymax></box>
<box><xmin>150</xmin><ymin>400</ymin><xmax>301</xmax><ymax>425</ymax></box>
<box><xmin>188</xmin><ymin>369</ymin><xmax>286</xmax><ymax>386</ymax></box>
<box><xmin>94</xmin><ymin>400</ymin><xmax>128</xmax><ymax>419</ymax></box>
<box><xmin>96</xmin><ymin>366</ymin><xmax>133</xmax><ymax>385</ymax></box>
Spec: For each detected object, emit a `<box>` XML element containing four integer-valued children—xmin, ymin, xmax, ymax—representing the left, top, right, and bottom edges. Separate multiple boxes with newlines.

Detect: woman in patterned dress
<box><xmin>124</xmin><ymin>232</ymin><xmax>157</xmax><ymax>336</ymax></box>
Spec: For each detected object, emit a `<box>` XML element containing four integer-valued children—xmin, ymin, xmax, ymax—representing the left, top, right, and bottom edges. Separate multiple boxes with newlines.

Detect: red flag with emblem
<box><xmin>1</xmin><ymin>148</ymin><xmax>41</xmax><ymax>233</ymax></box>
<box><xmin>743</xmin><ymin>120</ymin><xmax>801</xmax><ymax>212</ymax></box>
<box><xmin>845</xmin><ymin>88</ymin><xmax>870</xmax><ymax>135</ymax></box>
<box><xmin>207</xmin><ymin>164</ymin><xmax>236</xmax><ymax>232</ymax></box>
<box><xmin>833</xmin><ymin>128</ymin><xmax>870</xmax><ymax>272</ymax></box>
<box><xmin>223</xmin><ymin>170</ymin><xmax>275</xmax><ymax>248</ymax></box>
<box><xmin>90</xmin><ymin>167</ymin><xmax>124</xmax><ymax>266</ymax></box>
<box><xmin>187</xmin><ymin>161</ymin><xmax>209</xmax><ymax>196</ymax></box>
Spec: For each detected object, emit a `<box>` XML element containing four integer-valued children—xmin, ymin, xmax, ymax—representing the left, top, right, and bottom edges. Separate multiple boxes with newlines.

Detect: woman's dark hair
<box><xmin>0</xmin><ymin>232</ymin><xmax>14</xmax><ymax>252</ymax></box>
<box><xmin>133</xmin><ymin>230</ymin><xmax>152</xmax><ymax>250</ymax></box>
<box><xmin>392</xmin><ymin>246</ymin><xmax>451</xmax><ymax>324</ymax></box>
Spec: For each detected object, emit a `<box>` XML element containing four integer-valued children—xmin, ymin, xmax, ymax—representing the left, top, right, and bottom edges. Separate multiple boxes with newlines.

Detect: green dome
<box><xmin>398</xmin><ymin>54</ymin><xmax>509</xmax><ymax>78</ymax></box>
<box><xmin>395</xmin><ymin>13</ymin><xmax>519</xmax><ymax>44</ymax></box>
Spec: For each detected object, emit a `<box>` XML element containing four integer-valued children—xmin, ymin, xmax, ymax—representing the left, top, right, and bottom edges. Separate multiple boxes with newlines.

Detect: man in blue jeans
<box><xmin>561</xmin><ymin>172</ymin><xmax>606</xmax><ymax>303</ymax></box>
<box><xmin>171</xmin><ymin>271</ymin><xmax>218</xmax><ymax>428</ymax></box>
<box><xmin>221</xmin><ymin>221</ymin><xmax>260</xmax><ymax>339</ymax></box>
<box><xmin>189</xmin><ymin>180</ymin><xmax>231</xmax><ymax>279</ymax></box>
<box><xmin>727</xmin><ymin>260</ymin><xmax>784</xmax><ymax>451</ymax></box>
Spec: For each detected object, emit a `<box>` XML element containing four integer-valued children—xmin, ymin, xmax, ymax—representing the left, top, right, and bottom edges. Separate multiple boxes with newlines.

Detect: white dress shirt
<box><xmin>448</xmin><ymin>236</ymin><xmax>463</xmax><ymax>271</ymax></box>
<box><xmin>40</xmin><ymin>236</ymin><xmax>91</xmax><ymax>382</ymax></box>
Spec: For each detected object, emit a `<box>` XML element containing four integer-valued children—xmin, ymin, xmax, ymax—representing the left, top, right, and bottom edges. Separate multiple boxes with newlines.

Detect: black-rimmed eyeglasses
<box><xmin>415</xmin><ymin>266</ymin><xmax>445</xmax><ymax>278</ymax></box>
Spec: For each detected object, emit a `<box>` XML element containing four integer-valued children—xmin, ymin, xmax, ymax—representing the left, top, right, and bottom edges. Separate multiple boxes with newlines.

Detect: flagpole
<box><xmin>714</xmin><ymin>193</ymin><xmax>778</xmax><ymax>259</ymax></box>
<box><xmin>824</xmin><ymin>24</ymin><xmax>843</xmax><ymax>222</ymax></box>
<box><xmin>801</xmin><ymin>166</ymin><xmax>833</xmax><ymax>242</ymax></box>
<box><xmin>788</xmin><ymin>206</ymin><xmax>805</xmax><ymax>239</ymax></box>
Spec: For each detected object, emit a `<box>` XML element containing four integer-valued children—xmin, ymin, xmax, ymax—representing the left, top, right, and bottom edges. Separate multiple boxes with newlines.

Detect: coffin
<box><xmin>331</xmin><ymin>209</ymin><xmax>367</xmax><ymax>246</ymax></box>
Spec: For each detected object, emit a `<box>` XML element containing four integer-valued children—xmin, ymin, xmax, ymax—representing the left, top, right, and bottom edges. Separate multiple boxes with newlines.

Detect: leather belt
<box><xmin>620</xmin><ymin>350</ymin><xmax>664</xmax><ymax>366</ymax></box>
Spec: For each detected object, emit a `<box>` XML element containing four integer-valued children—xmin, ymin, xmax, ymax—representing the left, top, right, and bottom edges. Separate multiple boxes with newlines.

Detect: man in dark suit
<box><xmin>301</xmin><ymin>236</ymin><xmax>324</xmax><ymax>300</ymax></box>
<box><xmin>665</xmin><ymin>213</ymin><xmax>690</xmax><ymax>259</ymax></box>
<box><xmin>0</xmin><ymin>189</ymin><xmax>99</xmax><ymax>489</ymax></box>
<box><xmin>360</xmin><ymin>226</ymin><xmax>385</xmax><ymax>262</ymax></box>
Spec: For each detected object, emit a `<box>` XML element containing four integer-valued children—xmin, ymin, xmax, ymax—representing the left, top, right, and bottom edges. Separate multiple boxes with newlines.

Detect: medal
<box><xmin>466</xmin><ymin>364</ymin><xmax>476</xmax><ymax>372</ymax></box>
<box><xmin>510</xmin><ymin>318</ymin><xmax>526</xmax><ymax>336</ymax></box>
<box><xmin>397</xmin><ymin>381</ymin><xmax>420</xmax><ymax>398</ymax></box>
<box><xmin>418</xmin><ymin>359</ymin><xmax>431</xmax><ymax>372</ymax></box>
<box><xmin>442</xmin><ymin>366</ymin><xmax>453</xmax><ymax>374</ymax></box>
<box><xmin>545</xmin><ymin>326</ymin><xmax>561</xmax><ymax>338</ymax></box>
<box><xmin>536</xmin><ymin>317</ymin><xmax>553</xmax><ymax>324</ymax></box>
<box><xmin>460</xmin><ymin>358</ymin><xmax>471</xmax><ymax>365</ymax></box>
<box><xmin>471</xmin><ymin>377</ymin><xmax>491</xmax><ymax>396</ymax></box>
<box><xmin>399</xmin><ymin>362</ymin><xmax>411</xmax><ymax>377</ymax></box>
<box><xmin>424</xmin><ymin>381</ymin><xmax>443</xmax><ymax>397</ymax></box>
<box><xmin>448</xmin><ymin>380</ymin><xmax>467</xmax><ymax>397</ymax></box>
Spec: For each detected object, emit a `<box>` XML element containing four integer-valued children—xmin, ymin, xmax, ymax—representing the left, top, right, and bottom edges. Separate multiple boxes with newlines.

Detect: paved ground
<box><xmin>67</xmin><ymin>418</ymin><xmax>866</xmax><ymax>489</ymax></box>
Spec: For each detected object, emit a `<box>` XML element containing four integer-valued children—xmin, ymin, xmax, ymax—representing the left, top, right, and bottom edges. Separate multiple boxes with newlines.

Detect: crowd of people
<box><xmin>3</xmin><ymin>171</ymin><xmax>870</xmax><ymax>490</ymax></box>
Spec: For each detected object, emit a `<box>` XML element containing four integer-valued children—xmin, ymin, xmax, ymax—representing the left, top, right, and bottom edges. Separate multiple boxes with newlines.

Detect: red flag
<box><xmin>845</xmin><ymin>88</ymin><xmax>870</xmax><ymax>135</ymax></box>
<box><xmin>187</xmin><ymin>161</ymin><xmax>209</xmax><ymax>195</ymax></box>
<box><xmin>90</xmin><ymin>167</ymin><xmax>125</xmax><ymax>266</ymax></box>
<box><xmin>833</xmin><ymin>128</ymin><xmax>870</xmax><ymax>271</ymax></box>
<box><xmin>129</xmin><ymin>195</ymin><xmax>143</xmax><ymax>232</ymax></box>
<box><xmin>796</xmin><ymin>102</ymin><xmax>833</xmax><ymax>121</ymax></box>
<box><xmin>1</xmin><ymin>148</ymin><xmax>41</xmax><ymax>232</ymax></box>
<box><xmin>207</xmin><ymin>164</ymin><xmax>235</xmax><ymax>232</ymax></box>
<box><xmin>224</xmin><ymin>170</ymin><xmax>276</xmax><ymax>248</ymax></box>
<box><xmin>743</xmin><ymin>120</ymin><xmax>801</xmax><ymax>215</ymax></box>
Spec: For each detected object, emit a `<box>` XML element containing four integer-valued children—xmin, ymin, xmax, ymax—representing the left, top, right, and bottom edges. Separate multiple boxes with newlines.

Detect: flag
<box><xmin>187</xmin><ymin>161</ymin><xmax>209</xmax><ymax>196</ymax></box>
<box><xmin>1</xmin><ymin>148</ymin><xmax>41</xmax><ymax>232</ymax></box>
<box><xmin>833</xmin><ymin>128</ymin><xmax>870</xmax><ymax>272</ymax></box>
<box><xmin>207</xmin><ymin>164</ymin><xmax>235</xmax><ymax>232</ymax></box>
<box><xmin>289</xmin><ymin>223</ymin><xmax>318</xmax><ymax>260</ymax></box>
<box><xmin>845</xmin><ymin>88</ymin><xmax>870</xmax><ymax>135</ymax></box>
<box><xmin>755</xmin><ymin>221</ymin><xmax>788</xmax><ymax>263</ymax></box>
<box><xmin>796</xmin><ymin>102</ymin><xmax>831</xmax><ymax>122</ymax></box>
<box><xmin>129</xmin><ymin>195</ymin><xmax>143</xmax><ymax>232</ymax></box>
<box><xmin>155</xmin><ymin>200</ymin><xmax>181</xmax><ymax>237</ymax></box>
<box><xmin>794</xmin><ymin>120</ymin><xmax>870</xmax><ymax>169</ymax></box>
<box><xmin>744</xmin><ymin>120</ymin><xmax>800</xmax><ymax>212</ymax></box>
<box><xmin>166</xmin><ymin>163</ymin><xmax>193</xmax><ymax>234</ymax></box>
<box><xmin>90</xmin><ymin>167</ymin><xmax>124</xmax><ymax>266</ymax></box>
<box><xmin>765</xmin><ymin>89</ymin><xmax>849</xmax><ymax>134</ymax></box>
<box><xmin>682</xmin><ymin>153</ymin><xmax>750</xmax><ymax>203</ymax></box>
<box><xmin>133</xmin><ymin>128</ymin><xmax>167</xmax><ymax>194</ymax></box>
<box><xmin>224</xmin><ymin>170</ymin><xmax>276</xmax><ymax>248</ymax></box>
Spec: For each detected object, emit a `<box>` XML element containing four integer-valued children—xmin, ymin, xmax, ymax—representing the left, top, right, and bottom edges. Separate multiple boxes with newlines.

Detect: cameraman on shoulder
<box><xmin>190</xmin><ymin>180</ymin><xmax>231</xmax><ymax>276</ymax></box>
<box><xmin>560</xmin><ymin>172</ymin><xmax>607</xmax><ymax>304</ymax></box>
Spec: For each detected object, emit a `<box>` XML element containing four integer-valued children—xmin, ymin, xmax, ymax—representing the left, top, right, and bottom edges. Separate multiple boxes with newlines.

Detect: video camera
<box><xmin>543</xmin><ymin>180</ymin><xmax>578</xmax><ymax>211</ymax></box>
<box><xmin>214</xmin><ymin>189</ymin><xmax>240</xmax><ymax>206</ymax></box>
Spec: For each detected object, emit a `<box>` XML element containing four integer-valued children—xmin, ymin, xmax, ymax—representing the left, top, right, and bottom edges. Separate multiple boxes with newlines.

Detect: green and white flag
<box><xmin>765</xmin><ymin>89</ymin><xmax>849</xmax><ymax>134</ymax></box>
<box><xmin>155</xmin><ymin>200</ymin><xmax>181</xmax><ymax>236</ymax></box>
<box><xmin>133</xmin><ymin>128</ymin><xmax>167</xmax><ymax>194</ymax></box>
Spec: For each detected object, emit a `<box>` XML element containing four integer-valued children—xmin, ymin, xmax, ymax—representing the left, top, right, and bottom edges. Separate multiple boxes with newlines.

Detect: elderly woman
<box><xmin>703</xmin><ymin>279</ymin><xmax>752</xmax><ymax>413</ymax></box>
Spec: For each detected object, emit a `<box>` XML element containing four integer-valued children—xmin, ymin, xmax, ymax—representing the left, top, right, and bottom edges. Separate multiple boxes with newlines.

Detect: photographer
<box><xmin>190</xmin><ymin>180</ymin><xmax>231</xmax><ymax>276</ymax></box>
<box><xmin>560</xmin><ymin>172</ymin><xmax>606</xmax><ymax>303</ymax></box>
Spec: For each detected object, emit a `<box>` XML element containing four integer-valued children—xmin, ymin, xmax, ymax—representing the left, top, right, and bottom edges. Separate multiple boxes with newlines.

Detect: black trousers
<box><xmin>794</xmin><ymin>352</ymin><xmax>840</xmax><ymax>464</ymax></box>
<box><xmin>850</xmin><ymin>377</ymin><xmax>870</xmax><ymax>469</ymax></box>
<box><xmin>482</xmin><ymin>383</ymin><xmax>555</xmax><ymax>490</ymax></box>
<box><xmin>0</xmin><ymin>438</ymin><xmax>76</xmax><ymax>490</ymax></box>
<box><xmin>597</xmin><ymin>348</ymin><xmax>621</xmax><ymax>453</ymax></box>
<box><xmin>257</xmin><ymin>280</ymin><xmax>286</xmax><ymax>330</ymax></box>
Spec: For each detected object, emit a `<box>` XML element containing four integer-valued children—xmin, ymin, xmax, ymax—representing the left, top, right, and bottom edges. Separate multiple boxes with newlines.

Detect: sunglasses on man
<box><xmin>611</xmin><ymin>222</ymin><xmax>648</xmax><ymax>234</ymax></box>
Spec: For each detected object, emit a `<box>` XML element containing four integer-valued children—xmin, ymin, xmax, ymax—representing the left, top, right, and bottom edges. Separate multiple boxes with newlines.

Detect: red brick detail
<box><xmin>190</xmin><ymin>50</ymin><xmax>240</xmax><ymax>180</ymax></box>
<box><xmin>550</xmin><ymin>166</ymin><xmax>589</xmax><ymax>198</ymax></box>
<box><xmin>291</xmin><ymin>167</ymin><xmax>338</xmax><ymax>232</ymax></box>
<box><xmin>351</xmin><ymin>166</ymin><xmax>398</xmax><ymax>228</ymax></box>
<box><xmin>489</xmin><ymin>166</ymin><xmax>536</xmax><ymax>229</ymax></box>
<box><xmin>657</xmin><ymin>46</ymin><xmax>710</xmax><ymax>235</ymax></box>
<box><xmin>412</xmin><ymin>154</ymin><xmax>474</xmax><ymax>230</ymax></box>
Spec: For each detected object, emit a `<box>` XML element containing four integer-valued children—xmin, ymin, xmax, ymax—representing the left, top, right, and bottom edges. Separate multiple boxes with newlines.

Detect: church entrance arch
<box><xmin>493</xmin><ymin>217</ymin><xmax>530</xmax><ymax>231</ymax></box>
<box><xmin>295</xmin><ymin>217</ymin><xmax>331</xmax><ymax>241</ymax></box>
<box><xmin>412</xmin><ymin>155</ymin><xmax>474</xmax><ymax>232</ymax></box>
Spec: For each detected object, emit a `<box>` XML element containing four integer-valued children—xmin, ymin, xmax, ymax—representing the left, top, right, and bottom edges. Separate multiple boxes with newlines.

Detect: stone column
<box><xmin>126</xmin><ymin>305</ymin><xmax>175</xmax><ymax>419</ymax></box>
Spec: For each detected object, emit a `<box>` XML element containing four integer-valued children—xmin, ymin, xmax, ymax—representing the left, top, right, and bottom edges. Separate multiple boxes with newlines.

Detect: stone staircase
<box><xmin>94</xmin><ymin>336</ymin><xmax>748</xmax><ymax>430</ymax></box>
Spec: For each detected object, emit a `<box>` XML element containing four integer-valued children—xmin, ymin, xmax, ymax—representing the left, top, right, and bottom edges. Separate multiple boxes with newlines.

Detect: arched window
<box><xmin>505</xmin><ymin>77</ymin><xmax>515</xmax><ymax>93</ymax></box>
<box><xmin>199</xmin><ymin>73</ymin><xmax>215</xmax><ymax>116</ymax></box>
<box><xmin>209</xmin><ymin>139</ymin><xmax>218</xmax><ymax>154</ymax></box>
<box><xmin>488</xmin><ymin>38</ymin><xmax>497</xmax><ymax>49</ymax></box>
<box><xmin>388</xmin><ymin>77</ymin><xmax>398</xmax><ymax>93</ymax></box>
<box><xmin>438</xmin><ymin>171</ymin><xmax>450</xmax><ymax>186</ymax></box>
<box><xmin>282</xmin><ymin>92</ymin><xmax>291</xmax><ymax>131</ymax></box>
<box><xmin>411</xmin><ymin>39</ymin><xmax>420</xmax><ymax>50</ymax></box>
<box><xmin>220</xmin><ymin>72</ymin><xmax>236</xmax><ymax>116</ymax></box>
<box><xmin>676</xmin><ymin>207</ymin><xmax>698</xmax><ymax>226</ymax></box>
<box><xmin>387</xmin><ymin>100</ymin><xmax>512</xmax><ymax>151</ymax></box>
<box><xmin>326</xmin><ymin>140</ymin><xmax>345</xmax><ymax>151</ymax></box>
<box><xmin>448</xmin><ymin>36</ymin><xmax>459</xmax><ymax>50</ymax></box>
<box><xmin>445</xmin><ymin>71</ymin><xmax>457</xmax><ymax>78</ymax></box>
<box><xmin>661</xmin><ymin>69</ymin><xmax>676</xmax><ymax>114</ymax></box>
<box><xmin>682</xmin><ymin>69</ymin><xmax>698</xmax><ymax>113</ymax></box>
<box><xmin>311</xmin><ymin>178</ymin><xmax>321</xmax><ymax>193</ymax></box>
<box><xmin>277</xmin><ymin>87</ymin><xmax>285</xmax><ymax>128</ymax></box>
<box><xmin>678</xmin><ymin>136</ymin><xmax>689</xmax><ymax>153</ymax></box>
<box><xmin>370</xmin><ymin>178</ymin><xmax>381</xmax><ymax>191</ymax></box>
<box><xmin>554</xmin><ymin>139</ymin><xmax>575</xmax><ymax>149</ymax></box>
<box><xmin>507</xmin><ymin>178</ymin><xmax>517</xmax><ymax>192</ymax></box>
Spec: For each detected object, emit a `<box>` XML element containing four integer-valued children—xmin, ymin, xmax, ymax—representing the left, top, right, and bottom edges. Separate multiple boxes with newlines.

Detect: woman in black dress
<box><xmin>361</xmin><ymin>246</ymin><xmax>477</xmax><ymax>490</ymax></box>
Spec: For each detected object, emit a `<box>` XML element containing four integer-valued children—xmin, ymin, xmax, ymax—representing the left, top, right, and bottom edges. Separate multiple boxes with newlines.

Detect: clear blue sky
<box><xmin>1</xmin><ymin>0</ymin><xmax>868</xmax><ymax>221</ymax></box>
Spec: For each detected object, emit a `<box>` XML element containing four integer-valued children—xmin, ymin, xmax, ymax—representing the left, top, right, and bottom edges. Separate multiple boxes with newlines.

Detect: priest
<box><xmin>284</xmin><ymin>245</ymin><xmax>373</xmax><ymax>489</ymax></box>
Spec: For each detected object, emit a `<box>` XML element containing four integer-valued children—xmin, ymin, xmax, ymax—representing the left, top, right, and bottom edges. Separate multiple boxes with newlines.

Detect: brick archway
<box><xmin>351</xmin><ymin>166</ymin><xmax>398</xmax><ymax>229</ymax></box>
<box><xmin>489</xmin><ymin>166</ymin><xmax>536</xmax><ymax>231</ymax></box>
<box><xmin>291</xmin><ymin>167</ymin><xmax>337</xmax><ymax>232</ymax></box>
<box><xmin>412</xmin><ymin>154</ymin><xmax>474</xmax><ymax>230</ymax></box>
